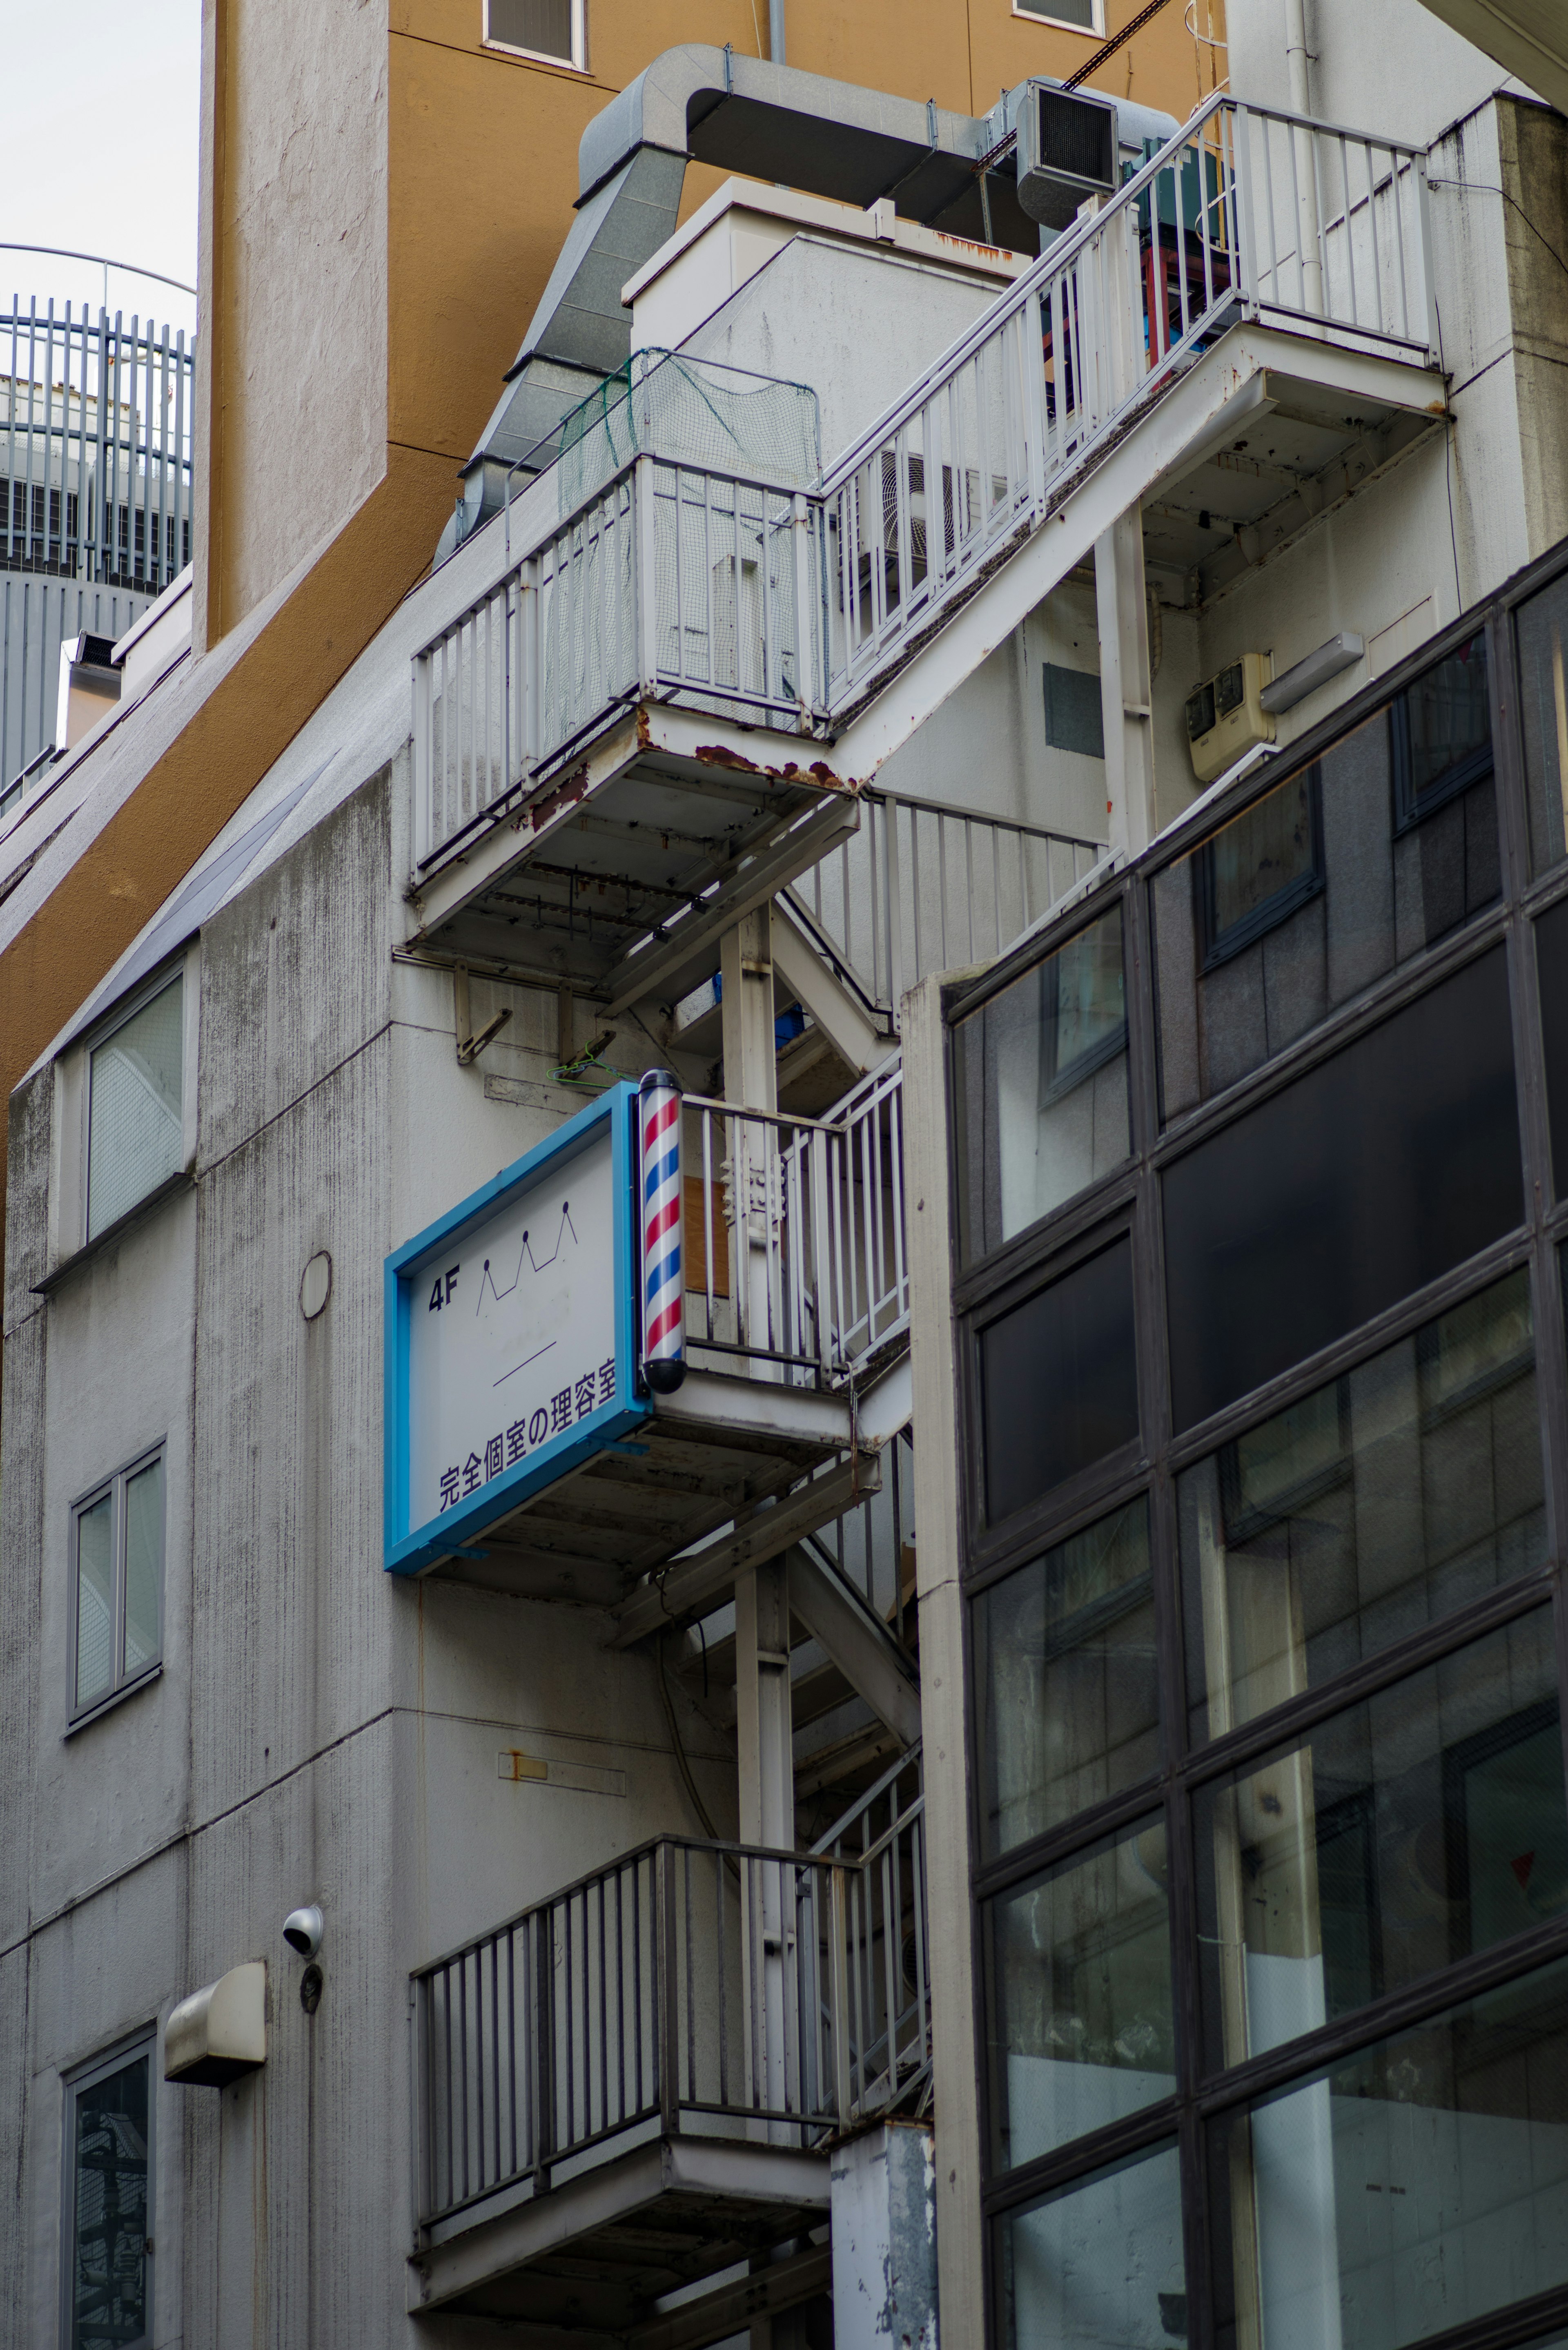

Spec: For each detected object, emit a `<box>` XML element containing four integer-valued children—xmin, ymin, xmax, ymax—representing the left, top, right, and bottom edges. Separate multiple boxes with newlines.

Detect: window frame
<box><xmin>68</xmin><ymin>1442</ymin><xmax>166</xmax><ymax>1730</ymax></box>
<box><xmin>1193</xmin><ymin>759</ymin><xmax>1326</xmax><ymax>973</ymax></box>
<box><xmin>83</xmin><ymin>968</ymin><xmax>188</xmax><ymax>1247</ymax></box>
<box><xmin>1389</xmin><ymin>629</ymin><xmax>1494</xmax><ymax>835</ymax></box>
<box><xmin>1011</xmin><ymin>0</ymin><xmax>1106</xmax><ymax>33</ymax></box>
<box><xmin>481</xmin><ymin>0</ymin><xmax>587</xmax><ymax>71</ymax></box>
<box><xmin>60</xmin><ymin>2028</ymin><xmax>156</xmax><ymax>2350</ymax></box>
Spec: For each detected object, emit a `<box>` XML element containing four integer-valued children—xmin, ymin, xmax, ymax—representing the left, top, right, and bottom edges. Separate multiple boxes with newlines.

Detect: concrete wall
<box><xmin>0</xmin><ymin>758</ymin><xmax>734</xmax><ymax>2346</ymax></box>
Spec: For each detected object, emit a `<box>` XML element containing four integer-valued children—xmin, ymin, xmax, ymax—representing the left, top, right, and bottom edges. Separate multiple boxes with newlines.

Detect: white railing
<box><xmin>412</xmin><ymin>97</ymin><xmax>1436</xmax><ymax>868</ymax></box>
<box><xmin>819</xmin><ymin>94</ymin><xmax>1435</xmax><ymax>710</ymax></box>
<box><xmin>788</xmin><ymin>787</ymin><xmax>1104</xmax><ymax>1010</ymax></box>
<box><xmin>414</xmin><ymin>458</ymin><xmax>824</xmax><ymax>868</ymax></box>
<box><xmin>684</xmin><ymin>1055</ymin><xmax>906</xmax><ymax>1389</ymax></box>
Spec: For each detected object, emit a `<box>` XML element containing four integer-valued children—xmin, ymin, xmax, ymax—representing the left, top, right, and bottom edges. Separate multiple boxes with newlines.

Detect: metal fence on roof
<box><xmin>1</xmin><ymin>301</ymin><xmax>195</xmax><ymax>796</ymax></box>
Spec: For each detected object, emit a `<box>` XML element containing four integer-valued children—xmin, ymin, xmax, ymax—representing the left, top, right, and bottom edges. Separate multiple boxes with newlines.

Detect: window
<box><xmin>86</xmin><ymin>975</ymin><xmax>185</xmax><ymax>1241</ymax></box>
<box><xmin>1155</xmin><ymin>637</ymin><xmax>1501</xmax><ymax>1119</ymax></box>
<box><xmin>980</xmin><ymin>1237</ymin><xmax>1139</xmax><ymax>1526</ymax></box>
<box><xmin>986</xmin><ymin>1813</ymin><xmax>1176</xmax><ymax>2172</ymax></box>
<box><xmin>483</xmin><ymin>0</ymin><xmax>584</xmax><ymax>67</ymax></box>
<box><xmin>63</xmin><ymin>2036</ymin><xmax>153</xmax><ymax>2350</ymax></box>
<box><xmin>998</xmin><ymin>2140</ymin><xmax>1184</xmax><ymax>2350</ymax></box>
<box><xmin>1043</xmin><ymin>664</ymin><xmax>1105</xmax><ymax>759</ymax></box>
<box><xmin>954</xmin><ymin>905</ymin><xmax>1131</xmax><ymax>1264</ymax></box>
<box><xmin>1196</xmin><ymin>766</ymin><xmax>1324</xmax><ymax>970</ymax></box>
<box><xmin>973</xmin><ymin>1497</ymin><xmax>1157</xmax><ymax>1859</ymax></box>
<box><xmin>1390</xmin><ymin>631</ymin><xmax>1492</xmax><ymax>830</ymax></box>
<box><xmin>1209</xmin><ymin>1956</ymin><xmax>1568</xmax><ymax>2350</ymax></box>
<box><xmin>1013</xmin><ymin>0</ymin><xmax>1103</xmax><ymax>29</ymax></box>
<box><xmin>1193</xmin><ymin>1613</ymin><xmax>1568</xmax><ymax>2073</ymax></box>
<box><xmin>72</xmin><ymin>1449</ymin><xmax>164</xmax><ymax>1721</ymax></box>
<box><xmin>1162</xmin><ymin>947</ymin><xmax>1522</xmax><ymax>1430</ymax></box>
<box><xmin>1518</xmin><ymin>569</ymin><xmax>1568</xmax><ymax>871</ymax></box>
<box><xmin>1178</xmin><ymin>1269</ymin><xmax>1544</xmax><ymax>1743</ymax></box>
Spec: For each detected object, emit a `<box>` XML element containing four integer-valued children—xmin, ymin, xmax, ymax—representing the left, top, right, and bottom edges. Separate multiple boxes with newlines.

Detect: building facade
<box><xmin>5</xmin><ymin>0</ymin><xmax>1568</xmax><ymax>2346</ymax></box>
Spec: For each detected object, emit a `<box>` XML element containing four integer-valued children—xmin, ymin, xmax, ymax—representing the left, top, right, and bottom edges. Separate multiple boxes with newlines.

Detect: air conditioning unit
<box><xmin>1015</xmin><ymin>85</ymin><xmax>1119</xmax><ymax>230</ymax></box>
<box><xmin>1185</xmin><ymin>653</ymin><xmax>1276</xmax><ymax>785</ymax></box>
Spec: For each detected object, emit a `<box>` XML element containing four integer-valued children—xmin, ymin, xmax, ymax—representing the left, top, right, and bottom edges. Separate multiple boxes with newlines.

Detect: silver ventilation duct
<box><xmin>438</xmin><ymin>45</ymin><xmax>1178</xmax><ymax>557</ymax></box>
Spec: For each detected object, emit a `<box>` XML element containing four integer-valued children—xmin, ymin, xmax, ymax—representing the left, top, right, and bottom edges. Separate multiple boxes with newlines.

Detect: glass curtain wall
<box><xmin>949</xmin><ymin>539</ymin><xmax>1568</xmax><ymax>2350</ymax></box>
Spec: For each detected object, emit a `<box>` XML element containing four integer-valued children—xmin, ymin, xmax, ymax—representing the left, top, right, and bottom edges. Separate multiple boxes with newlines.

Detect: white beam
<box><xmin>1096</xmin><ymin>507</ymin><xmax>1156</xmax><ymax>859</ymax></box>
<box><xmin>602</xmin><ymin>794</ymin><xmax>860</xmax><ymax>1016</ymax></box>
<box><xmin>786</xmin><ymin>1545</ymin><xmax>920</xmax><ymax>1748</ymax></box>
<box><xmin>610</xmin><ymin>1452</ymin><xmax>882</xmax><ymax>1647</ymax></box>
<box><xmin>770</xmin><ymin>899</ymin><xmax>893</xmax><ymax>1078</ymax></box>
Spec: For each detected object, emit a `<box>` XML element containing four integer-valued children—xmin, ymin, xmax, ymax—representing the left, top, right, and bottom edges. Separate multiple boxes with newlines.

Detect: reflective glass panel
<box><xmin>1194</xmin><ymin>1612</ymin><xmax>1567</xmax><ymax>2072</ymax></box>
<box><xmin>1536</xmin><ymin>897</ymin><xmax>1568</xmax><ymax>1197</ymax></box>
<box><xmin>1518</xmin><ymin>567</ymin><xmax>1568</xmax><ymax>871</ymax></box>
<box><xmin>1163</xmin><ymin>948</ymin><xmax>1522</xmax><ymax>1430</ymax></box>
<box><xmin>974</xmin><ymin>1498</ymin><xmax>1157</xmax><ymax>1859</ymax></box>
<box><xmin>1179</xmin><ymin>1269</ymin><xmax>1545</xmax><ymax>1742</ymax></box>
<box><xmin>1210</xmin><ymin>1957</ymin><xmax>1568</xmax><ymax>2350</ymax></box>
<box><xmin>1156</xmin><ymin>636</ymin><xmax>1498</xmax><ymax>1118</ymax></box>
<box><xmin>981</xmin><ymin>1239</ymin><xmax>1139</xmax><ymax>1525</ymax></box>
<box><xmin>955</xmin><ymin>906</ymin><xmax>1131</xmax><ymax>1264</ymax></box>
<box><xmin>87</xmin><ymin>978</ymin><xmax>184</xmax><ymax>1240</ymax></box>
<box><xmin>487</xmin><ymin>0</ymin><xmax>575</xmax><ymax>59</ymax></box>
<box><xmin>122</xmin><ymin>1458</ymin><xmax>162</xmax><ymax>1679</ymax></box>
<box><xmin>70</xmin><ymin>2053</ymin><xmax>149</xmax><ymax>2350</ymax></box>
<box><xmin>987</xmin><ymin>1816</ymin><xmax>1175</xmax><ymax>2170</ymax></box>
<box><xmin>1000</xmin><ymin>2140</ymin><xmax>1185</xmax><ymax>2350</ymax></box>
<box><xmin>74</xmin><ymin>1494</ymin><xmax>114</xmax><ymax>1713</ymax></box>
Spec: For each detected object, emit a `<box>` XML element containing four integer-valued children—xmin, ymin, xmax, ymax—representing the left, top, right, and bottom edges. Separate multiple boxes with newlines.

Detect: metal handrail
<box><xmin>411</xmin><ymin>1824</ymin><xmax>927</xmax><ymax>2233</ymax></box>
<box><xmin>409</xmin><ymin>94</ymin><xmax>1436</xmax><ymax>880</ymax></box>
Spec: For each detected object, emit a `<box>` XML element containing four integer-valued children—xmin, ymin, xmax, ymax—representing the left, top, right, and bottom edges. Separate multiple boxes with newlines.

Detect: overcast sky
<box><xmin>3</xmin><ymin>0</ymin><xmax>199</xmax><ymax>337</ymax></box>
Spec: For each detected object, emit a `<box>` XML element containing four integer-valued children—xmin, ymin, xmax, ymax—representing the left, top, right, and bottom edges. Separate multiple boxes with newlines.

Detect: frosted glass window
<box><xmin>87</xmin><ymin>978</ymin><xmax>184</xmax><ymax>1240</ymax></box>
<box><xmin>74</xmin><ymin>1494</ymin><xmax>114</xmax><ymax>1713</ymax></box>
<box><xmin>71</xmin><ymin>1449</ymin><xmax>164</xmax><ymax>1720</ymax></box>
<box><xmin>485</xmin><ymin>0</ymin><xmax>579</xmax><ymax>63</ymax></box>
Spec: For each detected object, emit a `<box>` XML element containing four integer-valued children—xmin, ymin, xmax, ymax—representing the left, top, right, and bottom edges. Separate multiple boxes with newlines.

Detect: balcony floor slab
<box><xmin>410</xmin><ymin>2131</ymin><xmax>831</xmax><ymax>2329</ymax></box>
<box><xmin>423</xmin><ymin>1368</ymin><xmax>855</xmax><ymax>1604</ymax></box>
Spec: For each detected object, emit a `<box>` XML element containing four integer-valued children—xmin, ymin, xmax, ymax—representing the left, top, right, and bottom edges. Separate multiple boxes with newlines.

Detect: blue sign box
<box><xmin>383</xmin><ymin>1082</ymin><xmax>649</xmax><ymax>1576</ymax></box>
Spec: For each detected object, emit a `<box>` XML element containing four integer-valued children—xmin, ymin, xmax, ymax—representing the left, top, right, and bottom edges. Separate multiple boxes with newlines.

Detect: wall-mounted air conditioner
<box><xmin>1015</xmin><ymin>85</ymin><xmax>1119</xmax><ymax>230</ymax></box>
<box><xmin>1185</xmin><ymin>653</ymin><xmax>1276</xmax><ymax>785</ymax></box>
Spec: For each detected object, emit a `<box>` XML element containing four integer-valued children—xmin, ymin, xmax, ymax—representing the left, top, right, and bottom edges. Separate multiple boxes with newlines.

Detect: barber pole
<box><xmin>638</xmin><ymin>1070</ymin><xmax>686</xmax><ymax>1393</ymax></box>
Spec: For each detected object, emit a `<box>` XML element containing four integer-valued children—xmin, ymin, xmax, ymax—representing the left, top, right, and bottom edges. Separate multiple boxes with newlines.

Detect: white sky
<box><xmin>2</xmin><ymin>0</ymin><xmax>200</xmax><ymax>339</ymax></box>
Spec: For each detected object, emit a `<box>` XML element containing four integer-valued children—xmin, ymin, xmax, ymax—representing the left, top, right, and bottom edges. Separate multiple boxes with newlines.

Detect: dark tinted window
<box><xmin>973</xmin><ymin>1496</ymin><xmax>1156</xmax><ymax>1858</ymax></box>
<box><xmin>980</xmin><ymin>1239</ymin><xmax>1138</xmax><ymax>1523</ymax></box>
<box><xmin>955</xmin><ymin>906</ymin><xmax>1131</xmax><ymax>1263</ymax></box>
<box><xmin>1163</xmin><ymin>949</ymin><xmax>1522</xmax><ymax>1430</ymax></box>
<box><xmin>1156</xmin><ymin>637</ymin><xmax>1499</xmax><ymax>1118</ymax></box>
<box><xmin>1197</xmin><ymin>767</ymin><xmax>1323</xmax><ymax>969</ymax></box>
<box><xmin>1537</xmin><ymin>896</ymin><xmax>1568</xmax><ymax>1196</ymax></box>
<box><xmin>1517</xmin><ymin>569</ymin><xmax>1568</xmax><ymax>871</ymax></box>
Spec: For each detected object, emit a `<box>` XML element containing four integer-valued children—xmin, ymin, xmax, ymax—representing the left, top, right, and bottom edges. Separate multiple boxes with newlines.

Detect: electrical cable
<box><xmin>657</xmin><ymin>1628</ymin><xmax>726</xmax><ymax>1843</ymax></box>
<box><xmin>1428</xmin><ymin>178</ymin><xmax>1568</xmax><ymax>287</ymax></box>
<box><xmin>1063</xmin><ymin>0</ymin><xmax>1178</xmax><ymax>90</ymax></box>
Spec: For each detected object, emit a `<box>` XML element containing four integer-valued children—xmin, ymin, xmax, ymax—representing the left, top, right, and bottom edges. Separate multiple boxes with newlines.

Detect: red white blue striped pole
<box><xmin>638</xmin><ymin>1069</ymin><xmax>685</xmax><ymax>1394</ymax></box>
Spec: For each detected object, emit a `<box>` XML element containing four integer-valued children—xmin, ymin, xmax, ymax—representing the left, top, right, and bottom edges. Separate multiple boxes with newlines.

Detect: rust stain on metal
<box><xmin>691</xmin><ymin>742</ymin><xmax>857</xmax><ymax>792</ymax></box>
<box><xmin>528</xmin><ymin>766</ymin><xmax>589</xmax><ymax>832</ymax></box>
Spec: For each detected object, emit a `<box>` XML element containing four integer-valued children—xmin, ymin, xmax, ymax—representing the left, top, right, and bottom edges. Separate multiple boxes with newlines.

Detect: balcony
<box><xmin>409</xmin><ymin>1753</ymin><xmax>927</xmax><ymax>2329</ymax></box>
<box><xmin>405</xmin><ymin>93</ymin><xmax>1443</xmax><ymax>1009</ymax></box>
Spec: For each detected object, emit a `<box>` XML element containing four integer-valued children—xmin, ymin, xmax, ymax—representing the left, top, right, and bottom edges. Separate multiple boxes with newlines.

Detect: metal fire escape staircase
<box><xmin>403</xmin><ymin>88</ymin><xmax>1450</xmax><ymax>2330</ymax></box>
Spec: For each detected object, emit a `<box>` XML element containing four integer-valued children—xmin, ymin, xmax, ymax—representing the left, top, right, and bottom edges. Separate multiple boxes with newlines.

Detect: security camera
<box><xmin>282</xmin><ymin>1904</ymin><xmax>324</xmax><ymax>1959</ymax></box>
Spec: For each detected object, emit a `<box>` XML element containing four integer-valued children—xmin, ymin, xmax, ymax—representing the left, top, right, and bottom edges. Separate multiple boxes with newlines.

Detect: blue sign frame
<box><xmin>383</xmin><ymin>1082</ymin><xmax>648</xmax><ymax>1575</ymax></box>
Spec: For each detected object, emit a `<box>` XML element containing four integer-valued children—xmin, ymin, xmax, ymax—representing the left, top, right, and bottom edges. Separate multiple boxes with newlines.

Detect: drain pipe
<box><xmin>769</xmin><ymin>0</ymin><xmax>784</xmax><ymax>62</ymax></box>
<box><xmin>1285</xmin><ymin>0</ymin><xmax>1311</xmax><ymax>109</ymax></box>
<box><xmin>1284</xmin><ymin>0</ymin><xmax>1323</xmax><ymax>311</ymax></box>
